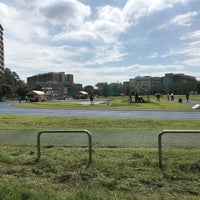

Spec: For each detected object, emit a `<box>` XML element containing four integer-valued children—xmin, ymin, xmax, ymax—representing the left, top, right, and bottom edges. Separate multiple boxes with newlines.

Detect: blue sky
<box><xmin>0</xmin><ymin>0</ymin><xmax>199</xmax><ymax>86</ymax></box>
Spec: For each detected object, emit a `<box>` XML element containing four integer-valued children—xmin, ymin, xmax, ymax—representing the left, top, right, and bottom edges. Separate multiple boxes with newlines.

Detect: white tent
<box><xmin>77</xmin><ymin>91</ymin><xmax>88</xmax><ymax>95</ymax></box>
<box><xmin>75</xmin><ymin>91</ymin><xmax>88</xmax><ymax>99</ymax></box>
<box><xmin>27</xmin><ymin>90</ymin><xmax>47</xmax><ymax>102</ymax></box>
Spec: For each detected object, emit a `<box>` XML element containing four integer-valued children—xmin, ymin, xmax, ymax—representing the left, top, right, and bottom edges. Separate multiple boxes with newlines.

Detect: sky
<box><xmin>0</xmin><ymin>0</ymin><xmax>200</xmax><ymax>87</ymax></box>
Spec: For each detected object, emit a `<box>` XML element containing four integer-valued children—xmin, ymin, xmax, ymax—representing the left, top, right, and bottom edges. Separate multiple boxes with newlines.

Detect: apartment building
<box><xmin>27</xmin><ymin>72</ymin><xmax>73</xmax><ymax>88</ymax></box>
<box><xmin>0</xmin><ymin>24</ymin><xmax>4</xmax><ymax>73</ymax></box>
<box><xmin>27</xmin><ymin>72</ymin><xmax>74</xmax><ymax>96</ymax></box>
<box><xmin>129</xmin><ymin>76</ymin><xmax>161</xmax><ymax>92</ymax></box>
<box><xmin>65</xmin><ymin>74</ymin><xmax>73</xmax><ymax>84</ymax></box>
<box><xmin>162</xmin><ymin>73</ymin><xmax>197</xmax><ymax>91</ymax></box>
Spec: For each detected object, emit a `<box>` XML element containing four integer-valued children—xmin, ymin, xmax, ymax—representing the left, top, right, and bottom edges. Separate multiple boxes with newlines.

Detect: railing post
<box><xmin>158</xmin><ymin>130</ymin><xmax>200</xmax><ymax>169</ymax></box>
<box><xmin>158</xmin><ymin>131</ymin><xmax>163</xmax><ymax>168</ymax></box>
<box><xmin>87</xmin><ymin>131</ymin><xmax>92</xmax><ymax>168</ymax></box>
<box><xmin>36</xmin><ymin>131</ymin><xmax>42</xmax><ymax>162</ymax></box>
<box><xmin>36</xmin><ymin>130</ymin><xmax>92</xmax><ymax>168</ymax></box>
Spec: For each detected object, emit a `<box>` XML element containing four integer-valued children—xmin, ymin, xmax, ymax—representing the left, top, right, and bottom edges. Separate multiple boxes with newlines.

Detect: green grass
<box><xmin>0</xmin><ymin>146</ymin><xmax>200</xmax><ymax>200</ymax></box>
<box><xmin>0</xmin><ymin>114</ymin><xmax>200</xmax><ymax>130</ymax></box>
<box><xmin>17</xmin><ymin>101</ymin><xmax>81</xmax><ymax>109</ymax></box>
<box><xmin>16</xmin><ymin>95</ymin><xmax>198</xmax><ymax>110</ymax></box>
<box><xmin>1</xmin><ymin>129</ymin><xmax>199</xmax><ymax>148</ymax></box>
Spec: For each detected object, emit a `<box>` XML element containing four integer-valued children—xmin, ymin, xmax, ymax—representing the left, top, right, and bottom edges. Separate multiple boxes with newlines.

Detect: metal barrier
<box><xmin>158</xmin><ymin>130</ymin><xmax>200</xmax><ymax>168</ymax></box>
<box><xmin>36</xmin><ymin>130</ymin><xmax>92</xmax><ymax>168</ymax></box>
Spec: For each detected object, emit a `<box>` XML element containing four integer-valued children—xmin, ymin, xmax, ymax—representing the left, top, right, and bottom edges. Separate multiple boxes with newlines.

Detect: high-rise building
<box><xmin>27</xmin><ymin>72</ymin><xmax>69</xmax><ymax>87</ymax></box>
<box><xmin>129</xmin><ymin>76</ymin><xmax>161</xmax><ymax>91</ymax></box>
<box><xmin>65</xmin><ymin>74</ymin><xmax>73</xmax><ymax>84</ymax></box>
<box><xmin>162</xmin><ymin>73</ymin><xmax>197</xmax><ymax>91</ymax></box>
<box><xmin>0</xmin><ymin>24</ymin><xmax>4</xmax><ymax>73</ymax></box>
<box><xmin>27</xmin><ymin>72</ymin><xmax>75</xmax><ymax>96</ymax></box>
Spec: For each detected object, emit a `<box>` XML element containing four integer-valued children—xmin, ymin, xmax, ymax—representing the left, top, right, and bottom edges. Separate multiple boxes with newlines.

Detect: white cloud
<box><xmin>39</xmin><ymin>0</ymin><xmax>91</xmax><ymax>26</ymax></box>
<box><xmin>53</xmin><ymin>30</ymin><xmax>97</xmax><ymax>42</ymax></box>
<box><xmin>180</xmin><ymin>30</ymin><xmax>200</xmax><ymax>40</ymax></box>
<box><xmin>0</xmin><ymin>3</ymin><xmax>19</xmax><ymax>29</ymax></box>
<box><xmin>123</xmin><ymin>0</ymin><xmax>190</xmax><ymax>22</ymax></box>
<box><xmin>146</xmin><ymin>52</ymin><xmax>159</xmax><ymax>59</ymax></box>
<box><xmin>97</xmin><ymin>5</ymin><xmax>129</xmax><ymax>33</ymax></box>
<box><xmin>170</xmin><ymin>11</ymin><xmax>198</xmax><ymax>27</ymax></box>
<box><xmin>82</xmin><ymin>42</ymin><xmax>126</xmax><ymax>66</ymax></box>
<box><xmin>14</xmin><ymin>0</ymin><xmax>42</xmax><ymax>8</ymax></box>
<box><xmin>178</xmin><ymin>30</ymin><xmax>200</xmax><ymax>66</ymax></box>
<box><xmin>53</xmin><ymin>4</ymin><xmax>129</xmax><ymax>44</ymax></box>
<box><xmin>0</xmin><ymin>3</ymin><xmax>48</xmax><ymax>42</ymax></box>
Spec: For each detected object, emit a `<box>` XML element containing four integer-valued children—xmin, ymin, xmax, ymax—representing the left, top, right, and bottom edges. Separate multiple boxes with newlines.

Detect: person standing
<box><xmin>89</xmin><ymin>95</ymin><xmax>94</xmax><ymax>105</ymax></box>
<box><xmin>186</xmin><ymin>92</ymin><xmax>190</xmax><ymax>102</ymax></box>
<box><xmin>170</xmin><ymin>93</ymin><xmax>174</xmax><ymax>101</ymax></box>
<box><xmin>167</xmin><ymin>93</ymin><xmax>170</xmax><ymax>101</ymax></box>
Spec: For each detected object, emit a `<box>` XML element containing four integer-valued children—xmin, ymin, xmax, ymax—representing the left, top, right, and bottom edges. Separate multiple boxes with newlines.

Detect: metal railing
<box><xmin>158</xmin><ymin>130</ymin><xmax>200</xmax><ymax>168</ymax></box>
<box><xmin>36</xmin><ymin>130</ymin><xmax>92</xmax><ymax>168</ymax></box>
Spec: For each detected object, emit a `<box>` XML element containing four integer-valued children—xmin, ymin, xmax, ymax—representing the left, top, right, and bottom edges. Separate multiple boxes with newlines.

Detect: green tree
<box><xmin>196</xmin><ymin>81</ymin><xmax>200</xmax><ymax>93</ymax></box>
<box><xmin>84</xmin><ymin>85</ymin><xmax>94</xmax><ymax>95</ymax></box>
<box><xmin>95</xmin><ymin>82</ymin><xmax>109</xmax><ymax>97</ymax></box>
<box><xmin>30</xmin><ymin>83</ymin><xmax>43</xmax><ymax>91</ymax></box>
<box><xmin>0</xmin><ymin>68</ymin><xmax>25</xmax><ymax>101</ymax></box>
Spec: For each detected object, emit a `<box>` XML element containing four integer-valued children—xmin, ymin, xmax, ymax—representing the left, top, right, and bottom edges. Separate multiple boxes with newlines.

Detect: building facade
<box><xmin>65</xmin><ymin>74</ymin><xmax>73</xmax><ymax>84</ymax></box>
<box><xmin>128</xmin><ymin>74</ymin><xmax>197</xmax><ymax>94</ymax></box>
<box><xmin>162</xmin><ymin>73</ymin><xmax>197</xmax><ymax>92</ymax></box>
<box><xmin>27</xmin><ymin>72</ymin><xmax>74</xmax><ymax>97</ymax></box>
<box><xmin>129</xmin><ymin>76</ymin><xmax>161</xmax><ymax>93</ymax></box>
<box><xmin>0</xmin><ymin>24</ymin><xmax>4</xmax><ymax>73</ymax></box>
<box><xmin>27</xmin><ymin>72</ymin><xmax>73</xmax><ymax>88</ymax></box>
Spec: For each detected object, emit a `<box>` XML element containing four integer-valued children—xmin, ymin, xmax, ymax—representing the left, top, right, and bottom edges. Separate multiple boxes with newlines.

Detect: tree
<box><xmin>0</xmin><ymin>68</ymin><xmax>26</xmax><ymax>101</ymax></box>
<box><xmin>15</xmin><ymin>82</ymin><xmax>29</xmax><ymax>98</ymax></box>
<box><xmin>84</xmin><ymin>85</ymin><xmax>94</xmax><ymax>95</ymax></box>
<box><xmin>95</xmin><ymin>82</ymin><xmax>109</xmax><ymax>97</ymax></box>
<box><xmin>109</xmin><ymin>82</ymin><xmax>122</xmax><ymax>96</ymax></box>
<box><xmin>196</xmin><ymin>81</ymin><xmax>200</xmax><ymax>93</ymax></box>
<box><xmin>30</xmin><ymin>83</ymin><xmax>43</xmax><ymax>91</ymax></box>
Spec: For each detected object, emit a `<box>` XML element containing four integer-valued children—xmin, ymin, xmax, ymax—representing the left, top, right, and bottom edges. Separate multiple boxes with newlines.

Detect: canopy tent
<box><xmin>26</xmin><ymin>90</ymin><xmax>47</xmax><ymax>102</ymax></box>
<box><xmin>76</xmin><ymin>91</ymin><xmax>88</xmax><ymax>95</ymax></box>
<box><xmin>75</xmin><ymin>91</ymin><xmax>88</xmax><ymax>99</ymax></box>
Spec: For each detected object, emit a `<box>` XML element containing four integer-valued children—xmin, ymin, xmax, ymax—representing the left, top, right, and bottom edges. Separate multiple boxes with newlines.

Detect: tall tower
<box><xmin>0</xmin><ymin>24</ymin><xmax>4</xmax><ymax>73</ymax></box>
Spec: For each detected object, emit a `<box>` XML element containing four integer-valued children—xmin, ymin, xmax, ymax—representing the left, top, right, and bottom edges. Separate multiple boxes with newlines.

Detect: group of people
<box><xmin>178</xmin><ymin>92</ymin><xmax>190</xmax><ymax>103</ymax></box>
<box><xmin>166</xmin><ymin>92</ymin><xmax>190</xmax><ymax>103</ymax></box>
<box><xmin>166</xmin><ymin>93</ymin><xmax>174</xmax><ymax>101</ymax></box>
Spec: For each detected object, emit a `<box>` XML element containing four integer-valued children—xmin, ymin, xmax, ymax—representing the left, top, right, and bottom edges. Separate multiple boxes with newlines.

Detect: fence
<box><xmin>36</xmin><ymin>130</ymin><xmax>92</xmax><ymax>168</ymax></box>
<box><xmin>158</xmin><ymin>130</ymin><xmax>200</xmax><ymax>168</ymax></box>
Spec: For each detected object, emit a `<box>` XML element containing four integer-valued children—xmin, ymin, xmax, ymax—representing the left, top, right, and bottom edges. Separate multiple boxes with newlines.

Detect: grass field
<box><xmin>16</xmin><ymin>95</ymin><xmax>200</xmax><ymax>110</ymax></box>
<box><xmin>0</xmin><ymin>96</ymin><xmax>199</xmax><ymax>199</ymax></box>
<box><xmin>0</xmin><ymin>146</ymin><xmax>200</xmax><ymax>200</ymax></box>
<box><xmin>0</xmin><ymin>129</ymin><xmax>200</xmax><ymax>149</ymax></box>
